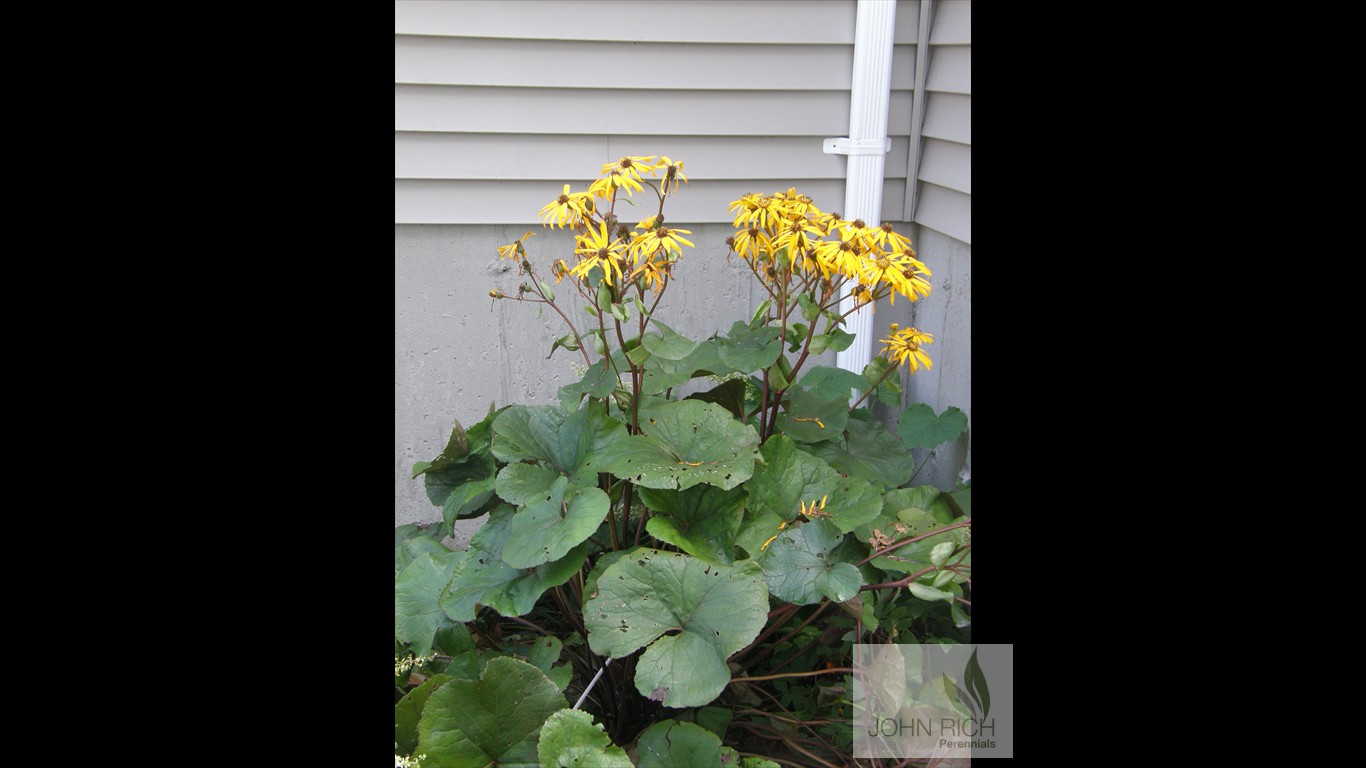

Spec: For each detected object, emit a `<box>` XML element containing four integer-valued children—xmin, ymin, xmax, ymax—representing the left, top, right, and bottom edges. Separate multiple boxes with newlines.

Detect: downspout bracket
<box><xmin>822</xmin><ymin>137</ymin><xmax>892</xmax><ymax>156</ymax></box>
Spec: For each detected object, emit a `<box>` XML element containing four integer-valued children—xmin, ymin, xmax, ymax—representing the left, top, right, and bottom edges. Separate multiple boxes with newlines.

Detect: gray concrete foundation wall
<box><xmin>873</xmin><ymin>225</ymin><xmax>971</xmax><ymax>491</ymax></box>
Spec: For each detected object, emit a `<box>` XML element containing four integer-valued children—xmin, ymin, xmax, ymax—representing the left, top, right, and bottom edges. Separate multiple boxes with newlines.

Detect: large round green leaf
<box><xmin>639</xmin><ymin>484</ymin><xmax>747</xmax><ymax>565</ymax></box>
<box><xmin>536</xmin><ymin>709</ymin><xmax>633</xmax><ymax>768</ymax></box>
<box><xmin>558</xmin><ymin>359</ymin><xmax>621</xmax><ymax>406</ymax></box>
<box><xmin>757</xmin><ymin>518</ymin><xmax>863</xmax><ymax>604</ymax></box>
<box><xmin>773</xmin><ymin>387</ymin><xmax>849</xmax><ymax>444</ymax></box>
<box><xmin>440</xmin><ymin>507</ymin><xmax>588</xmax><ymax>621</ymax></box>
<box><xmin>636</xmin><ymin>719</ymin><xmax>724</xmax><ymax>768</ymax></box>
<box><xmin>495</xmin><ymin>462</ymin><xmax>563</xmax><ymax>507</ymax></box>
<box><xmin>590</xmin><ymin>400</ymin><xmax>760</xmax><ymax>491</ymax></box>
<box><xmin>417</xmin><ymin>656</ymin><xmax>567</xmax><ymax>768</ymax></box>
<box><xmin>396</xmin><ymin>674</ymin><xmax>454</xmax><ymax>756</ymax></box>
<box><xmin>641</xmin><ymin>320</ymin><xmax>698</xmax><ymax>361</ymax></box>
<box><xmin>396</xmin><ymin>549</ymin><xmax>463</xmax><ymax>656</ymax></box>
<box><xmin>423</xmin><ymin>452</ymin><xmax>496</xmax><ymax>507</ymax></box>
<box><xmin>798</xmin><ymin>365</ymin><xmax>869</xmax><ymax>401</ymax></box>
<box><xmin>584</xmin><ymin>550</ymin><xmax>768</xmax><ymax>708</ymax></box>
<box><xmin>807</xmin><ymin>418</ymin><xmax>915</xmax><ymax>489</ymax></box>
<box><xmin>896</xmin><ymin>403</ymin><xmax>968</xmax><ymax>450</ymax></box>
<box><xmin>718</xmin><ymin>321</ymin><xmax>783</xmax><ymax>373</ymax></box>
<box><xmin>492</xmin><ymin>401</ymin><xmax>627</xmax><ymax>477</ymax></box>
<box><xmin>396</xmin><ymin>524</ymin><xmax>451</xmax><ymax>577</ymax></box>
<box><xmin>737</xmin><ymin>435</ymin><xmax>836</xmax><ymax>555</ymax></box>
<box><xmin>503</xmin><ymin>476</ymin><xmax>610</xmax><ymax>568</ymax></box>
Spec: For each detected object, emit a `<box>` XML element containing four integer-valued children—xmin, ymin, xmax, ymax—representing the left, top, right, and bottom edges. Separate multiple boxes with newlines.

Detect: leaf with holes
<box><xmin>808</xmin><ymin>418</ymin><xmax>915</xmax><ymax>489</ymax></box>
<box><xmin>395</xmin><ymin>548</ymin><xmax>463</xmax><ymax>656</ymax></box>
<box><xmin>492</xmin><ymin>401</ymin><xmax>626</xmax><ymax>479</ymax></box>
<box><xmin>758</xmin><ymin>518</ymin><xmax>863</xmax><ymax>604</ymax></box>
<box><xmin>584</xmin><ymin>550</ymin><xmax>767</xmax><ymax>707</ymax></box>
<box><xmin>589</xmin><ymin>400</ymin><xmax>760</xmax><ymax>491</ymax></box>
<box><xmin>684</xmin><ymin>378</ymin><xmax>747</xmax><ymax>421</ymax></box>
<box><xmin>736</xmin><ymin>435</ymin><xmax>839</xmax><ymax>556</ymax></box>
<box><xmin>773</xmin><ymin>387</ymin><xmax>849</xmax><ymax>444</ymax></box>
<box><xmin>494</xmin><ymin>462</ymin><xmax>562</xmax><ymax>507</ymax></box>
<box><xmin>440</xmin><ymin>507</ymin><xmax>588</xmax><ymax>621</ymax></box>
<box><xmin>503</xmin><ymin>476</ymin><xmax>609</xmax><ymax>568</ymax></box>
<box><xmin>536</xmin><ymin>709</ymin><xmax>633</xmax><ymax>768</ymax></box>
<box><xmin>640</xmin><ymin>484</ymin><xmax>747</xmax><ymax>565</ymax></box>
<box><xmin>717</xmin><ymin>321</ymin><xmax>783</xmax><ymax>373</ymax></box>
<box><xmin>636</xmin><ymin>719</ymin><xmax>725</xmax><ymax>768</ymax></box>
<box><xmin>417</xmin><ymin>656</ymin><xmax>567</xmax><ymax>768</ymax></box>
<box><xmin>897</xmin><ymin>403</ymin><xmax>968</xmax><ymax>450</ymax></box>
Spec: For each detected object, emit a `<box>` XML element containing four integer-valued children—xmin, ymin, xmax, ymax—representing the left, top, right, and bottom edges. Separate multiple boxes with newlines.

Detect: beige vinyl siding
<box><xmin>395</xmin><ymin>0</ymin><xmax>926</xmax><ymax>225</ymax></box>
<box><xmin>911</xmin><ymin>0</ymin><xmax>970</xmax><ymax>244</ymax></box>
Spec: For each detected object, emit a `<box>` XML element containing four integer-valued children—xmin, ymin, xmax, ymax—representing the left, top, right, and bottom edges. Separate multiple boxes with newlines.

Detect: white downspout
<box><xmin>826</xmin><ymin>0</ymin><xmax>898</xmax><ymax>379</ymax></box>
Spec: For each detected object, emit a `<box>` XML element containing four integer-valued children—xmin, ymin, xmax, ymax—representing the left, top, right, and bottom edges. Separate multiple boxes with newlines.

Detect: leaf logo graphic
<box><xmin>962</xmin><ymin>647</ymin><xmax>990</xmax><ymax>722</ymax></box>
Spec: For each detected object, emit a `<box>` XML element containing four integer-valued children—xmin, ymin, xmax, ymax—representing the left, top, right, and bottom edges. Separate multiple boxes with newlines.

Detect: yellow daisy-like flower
<box><xmin>631</xmin><ymin>226</ymin><xmax>693</xmax><ymax>261</ymax></box>
<box><xmin>872</xmin><ymin>222</ymin><xmax>915</xmax><ymax>255</ymax></box>
<box><xmin>744</xmin><ymin>195</ymin><xmax>782</xmax><ymax>233</ymax></box>
<box><xmin>540</xmin><ymin>184</ymin><xmax>595</xmax><ymax>229</ymax></box>
<box><xmin>836</xmin><ymin>218</ymin><xmax>877</xmax><ymax>253</ymax></box>
<box><xmin>858</xmin><ymin>251</ymin><xmax>930</xmax><ymax>304</ymax></box>
<box><xmin>728</xmin><ymin>194</ymin><xmax>761</xmax><ymax>228</ymax></box>
<box><xmin>878</xmin><ymin>323</ymin><xmax>934</xmax><ymax>372</ymax></box>
<box><xmin>589</xmin><ymin>169</ymin><xmax>643</xmax><ymax>200</ymax></box>
<box><xmin>600</xmin><ymin>156</ymin><xmax>663</xmax><ymax>182</ymax></box>
<box><xmin>774</xmin><ymin>187</ymin><xmax>821</xmax><ymax>219</ymax></box>
<box><xmin>570</xmin><ymin>220</ymin><xmax>629</xmax><ymax>283</ymax></box>
<box><xmin>772</xmin><ymin>218</ymin><xmax>825</xmax><ymax>270</ymax></box>
<box><xmin>495</xmin><ymin>230</ymin><xmax>536</xmax><ymax>261</ymax></box>
<box><xmin>658</xmin><ymin>156</ymin><xmax>688</xmax><ymax>194</ymax></box>
<box><xmin>813</xmin><ymin>229</ymin><xmax>865</xmax><ymax>279</ymax></box>
<box><xmin>731</xmin><ymin>226</ymin><xmax>774</xmax><ymax>263</ymax></box>
<box><xmin>629</xmin><ymin>255</ymin><xmax>670</xmax><ymax>293</ymax></box>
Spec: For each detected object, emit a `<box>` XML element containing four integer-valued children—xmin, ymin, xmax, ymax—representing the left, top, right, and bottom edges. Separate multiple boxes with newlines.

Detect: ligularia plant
<box><xmin>397</xmin><ymin>156</ymin><xmax>971</xmax><ymax>767</ymax></box>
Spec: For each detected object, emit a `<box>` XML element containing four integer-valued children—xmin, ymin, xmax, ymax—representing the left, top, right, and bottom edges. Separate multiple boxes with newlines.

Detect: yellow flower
<box><xmin>858</xmin><ymin>251</ymin><xmax>931</xmax><ymax>304</ymax></box>
<box><xmin>495</xmin><ymin>230</ymin><xmax>536</xmax><ymax>261</ymax></box>
<box><xmin>774</xmin><ymin>187</ymin><xmax>821</xmax><ymax>218</ymax></box>
<box><xmin>600</xmin><ymin>156</ymin><xmax>663</xmax><ymax>182</ymax></box>
<box><xmin>631</xmin><ymin>226</ymin><xmax>693</xmax><ymax>261</ymax></box>
<box><xmin>813</xmin><ymin>229</ymin><xmax>865</xmax><ymax>279</ymax></box>
<box><xmin>878</xmin><ymin>324</ymin><xmax>934</xmax><ymax>372</ymax></box>
<box><xmin>729</xmin><ymin>194</ymin><xmax>761</xmax><ymax>228</ymax></box>
<box><xmin>539</xmin><ymin>184</ymin><xmax>595</xmax><ymax>228</ymax></box>
<box><xmin>731</xmin><ymin>226</ymin><xmax>774</xmax><ymax>263</ymax></box>
<box><xmin>658</xmin><ymin>156</ymin><xmax>688</xmax><ymax>194</ymax></box>
<box><xmin>590</xmin><ymin>169</ymin><xmax>643</xmax><ymax>200</ymax></box>
<box><xmin>871</xmin><ymin>222</ymin><xmax>915</xmax><ymax>255</ymax></box>
<box><xmin>772</xmin><ymin>218</ymin><xmax>825</xmax><ymax>269</ymax></box>
<box><xmin>570</xmin><ymin>220</ymin><xmax>629</xmax><ymax>283</ymax></box>
<box><xmin>629</xmin><ymin>256</ymin><xmax>670</xmax><ymax>293</ymax></box>
<box><xmin>746</xmin><ymin>195</ymin><xmax>782</xmax><ymax>232</ymax></box>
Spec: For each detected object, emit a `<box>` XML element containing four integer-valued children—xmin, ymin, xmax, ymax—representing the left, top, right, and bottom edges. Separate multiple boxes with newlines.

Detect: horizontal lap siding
<box><xmin>395</xmin><ymin>0</ymin><xmax>925</xmax><ymax>225</ymax></box>
<box><xmin>912</xmin><ymin>0</ymin><xmax>970</xmax><ymax>243</ymax></box>
<box><xmin>396</xmin><ymin>0</ymin><xmax>920</xmax><ymax>44</ymax></box>
<box><xmin>395</xmin><ymin>178</ymin><xmax>906</xmax><ymax>224</ymax></box>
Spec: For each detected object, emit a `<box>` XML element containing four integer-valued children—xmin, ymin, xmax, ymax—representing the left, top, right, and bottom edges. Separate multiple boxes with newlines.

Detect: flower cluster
<box><xmin>726</xmin><ymin>189</ymin><xmax>931</xmax><ymax>305</ymax></box>
<box><xmin>495</xmin><ymin>156</ymin><xmax>692</xmax><ymax>295</ymax></box>
<box><xmin>878</xmin><ymin>323</ymin><xmax>934</xmax><ymax>372</ymax></box>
